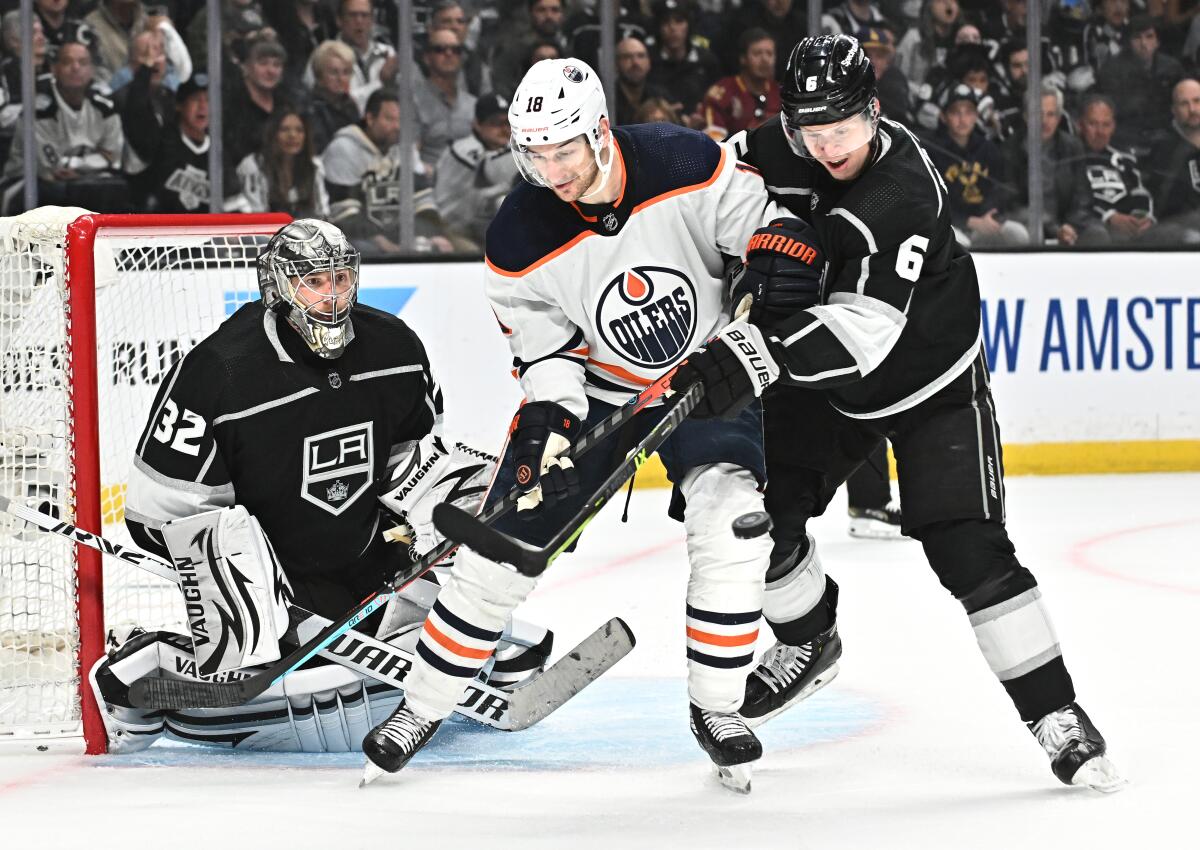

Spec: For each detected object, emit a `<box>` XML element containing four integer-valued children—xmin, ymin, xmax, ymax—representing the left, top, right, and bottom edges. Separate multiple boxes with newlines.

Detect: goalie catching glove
<box><xmin>510</xmin><ymin>400</ymin><xmax>582</xmax><ymax>514</ymax></box>
<box><xmin>379</xmin><ymin>434</ymin><xmax>497</xmax><ymax>556</ymax></box>
<box><xmin>730</xmin><ymin>217</ymin><xmax>825</xmax><ymax>330</ymax></box>
<box><xmin>670</xmin><ymin>318</ymin><xmax>780</xmax><ymax>419</ymax></box>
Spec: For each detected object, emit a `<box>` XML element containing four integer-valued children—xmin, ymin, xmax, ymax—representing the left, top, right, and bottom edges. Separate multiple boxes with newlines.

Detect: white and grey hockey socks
<box><xmin>681</xmin><ymin>463</ymin><xmax>770</xmax><ymax>713</ymax></box>
<box><xmin>403</xmin><ymin>546</ymin><xmax>538</xmax><ymax>722</ymax></box>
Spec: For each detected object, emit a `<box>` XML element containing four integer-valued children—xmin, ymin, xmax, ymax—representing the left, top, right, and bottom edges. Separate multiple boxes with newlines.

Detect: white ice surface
<box><xmin>2</xmin><ymin>472</ymin><xmax>1197</xmax><ymax>850</ymax></box>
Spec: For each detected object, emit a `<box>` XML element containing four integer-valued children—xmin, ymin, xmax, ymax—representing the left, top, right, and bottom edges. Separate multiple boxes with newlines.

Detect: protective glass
<box><xmin>782</xmin><ymin>107</ymin><xmax>877</xmax><ymax>161</ymax></box>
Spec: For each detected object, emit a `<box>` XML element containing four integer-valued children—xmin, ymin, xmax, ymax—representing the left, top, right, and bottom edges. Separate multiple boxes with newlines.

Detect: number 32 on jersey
<box><xmin>153</xmin><ymin>399</ymin><xmax>206</xmax><ymax>456</ymax></box>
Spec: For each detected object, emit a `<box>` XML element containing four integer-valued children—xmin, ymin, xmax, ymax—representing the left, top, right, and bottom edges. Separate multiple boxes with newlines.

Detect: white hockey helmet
<box><xmin>508</xmin><ymin>58</ymin><xmax>613</xmax><ymax>196</ymax></box>
<box><xmin>257</xmin><ymin>219</ymin><xmax>361</xmax><ymax>359</ymax></box>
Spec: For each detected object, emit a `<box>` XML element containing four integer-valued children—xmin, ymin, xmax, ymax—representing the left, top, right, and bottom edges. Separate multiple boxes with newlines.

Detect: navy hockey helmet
<box><xmin>780</xmin><ymin>35</ymin><xmax>879</xmax><ymax>157</ymax></box>
<box><xmin>257</xmin><ymin>219</ymin><xmax>361</xmax><ymax>359</ymax></box>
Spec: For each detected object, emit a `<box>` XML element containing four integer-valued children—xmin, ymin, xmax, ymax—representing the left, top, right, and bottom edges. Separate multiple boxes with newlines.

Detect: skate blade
<box><xmin>744</xmin><ymin>663</ymin><xmax>841</xmax><ymax>729</ymax></box>
<box><xmin>359</xmin><ymin>759</ymin><xmax>388</xmax><ymax>788</ymax></box>
<box><xmin>1071</xmin><ymin>755</ymin><xmax>1128</xmax><ymax>794</ymax></box>
<box><xmin>713</xmin><ymin>762</ymin><xmax>753</xmax><ymax>795</ymax></box>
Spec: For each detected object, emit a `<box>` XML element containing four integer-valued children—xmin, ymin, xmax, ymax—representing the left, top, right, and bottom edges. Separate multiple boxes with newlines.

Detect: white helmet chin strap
<box><xmin>577</xmin><ymin>127</ymin><xmax>615</xmax><ymax>202</ymax></box>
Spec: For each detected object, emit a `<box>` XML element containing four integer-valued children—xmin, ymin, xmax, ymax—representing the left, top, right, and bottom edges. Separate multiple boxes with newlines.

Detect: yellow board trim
<box><xmin>630</xmin><ymin>439</ymin><xmax>1200</xmax><ymax>490</ymax></box>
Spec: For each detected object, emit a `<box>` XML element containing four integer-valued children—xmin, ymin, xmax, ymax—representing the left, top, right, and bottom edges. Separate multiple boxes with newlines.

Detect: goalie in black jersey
<box><xmin>673</xmin><ymin>35</ymin><xmax>1125</xmax><ymax>792</ymax></box>
<box><xmin>89</xmin><ymin>219</ymin><xmax>552</xmax><ymax>753</ymax></box>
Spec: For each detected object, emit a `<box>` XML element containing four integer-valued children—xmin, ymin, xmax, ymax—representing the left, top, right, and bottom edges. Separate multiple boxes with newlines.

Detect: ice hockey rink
<box><xmin>2</xmin><ymin>471</ymin><xmax>1196</xmax><ymax>850</ymax></box>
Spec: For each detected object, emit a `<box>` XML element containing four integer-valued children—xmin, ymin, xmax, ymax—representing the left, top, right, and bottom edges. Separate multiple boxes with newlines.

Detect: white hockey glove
<box><xmin>378</xmin><ymin>434</ymin><xmax>497</xmax><ymax>556</ymax></box>
<box><xmin>160</xmin><ymin>506</ymin><xmax>294</xmax><ymax>677</ymax></box>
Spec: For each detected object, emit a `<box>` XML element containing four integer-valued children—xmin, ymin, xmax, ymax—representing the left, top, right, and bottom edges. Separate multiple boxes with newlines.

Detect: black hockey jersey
<box><xmin>125</xmin><ymin>302</ymin><xmax>440</xmax><ymax>580</ymax></box>
<box><xmin>729</xmin><ymin>116</ymin><xmax>983</xmax><ymax>418</ymax></box>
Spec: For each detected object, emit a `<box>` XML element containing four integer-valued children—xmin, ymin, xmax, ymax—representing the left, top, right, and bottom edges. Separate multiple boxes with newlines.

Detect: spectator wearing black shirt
<box><xmin>0</xmin><ymin>11</ymin><xmax>50</xmax><ymax>170</ymax></box>
<box><xmin>34</xmin><ymin>0</ymin><xmax>93</xmax><ymax>62</ymax></box>
<box><xmin>1096</xmin><ymin>15</ymin><xmax>1185</xmax><ymax>153</ymax></box>
<box><xmin>1006</xmin><ymin>84</ymin><xmax>1106</xmax><ymax>245</ymax></box>
<box><xmin>262</xmin><ymin>0</ymin><xmax>336</xmax><ymax>88</ymax></box>
<box><xmin>1147</xmin><ymin>77</ymin><xmax>1200</xmax><ymax>242</ymax></box>
<box><xmin>565</xmin><ymin>0</ymin><xmax>650</xmax><ymax>72</ymax></box>
<box><xmin>613</xmin><ymin>35</ymin><xmax>669</xmax><ymax>125</ymax></box>
<box><xmin>823</xmin><ymin>0</ymin><xmax>890</xmax><ymax>38</ymax></box>
<box><xmin>113</xmin><ymin>28</ymin><xmax>176</xmax><ymax>203</ymax></box>
<box><xmin>927</xmin><ymin>84</ymin><xmax>1028</xmax><ymax>246</ymax></box>
<box><xmin>646</xmin><ymin>0</ymin><xmax>720</xmax><ymax>127</ymax></box>
<box><xmin>147</xmin><ymin>74</ymin><xmax>212</xmax><ymax>212</ymax></box>
<box><xmin>222</xmin><ymin>37</ymin><xmax>290</xmax><ymax>188</ymax></box>
<box><xmin>490</xmin><ymin>0</ymin><xmax>567</xmax><ymax>99</ymax></box>
<box><xmin>717</xmin><ymin>0</ymin><xmax>806</xmax><ymax>78</ymax></box>
<box><xmin>1077</xmin><ymin>92</ymin><xmax>1158</xmax><ymax>243</ymax></box>
<box><xmin>859</xmin><ymin>25</ymin><xmax>914</xmax><ymax>125</ymax></box>
<box><xmin>308</xmin><ymin>39</ymin><xmax>360</xmax><ymax>154</ymax></box>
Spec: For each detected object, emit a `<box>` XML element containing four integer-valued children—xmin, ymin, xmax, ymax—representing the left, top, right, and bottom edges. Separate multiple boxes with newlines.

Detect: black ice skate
<box><xmin>848</xmin><ymin>499</ymin><xmax>905</xmax><ymax>540</ymax></box>
<box><xmin>360</xmin><ymin>700</ymin><xmax>442</xmax><ymax>787</ymax></box>
<box><xmin>690</xmin><ymin>703</ymin><xmax>762</xmax><ymax>794</ymax></box>
<box><xmin>740</xmin><ymin>624</ymin><xmax>842</xmax><ymax>727</ymax></box>
<box><xmin>1029</xmin><ymin>702</ymin><xmax>1126</xmax><ymax>793</ymax></box>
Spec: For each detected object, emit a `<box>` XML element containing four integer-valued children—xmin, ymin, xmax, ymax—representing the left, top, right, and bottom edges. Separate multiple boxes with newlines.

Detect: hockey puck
<box><xmin>732</xmin><ymin>511</ymin><xmax>773</xmax><ymax>539</ymax></box>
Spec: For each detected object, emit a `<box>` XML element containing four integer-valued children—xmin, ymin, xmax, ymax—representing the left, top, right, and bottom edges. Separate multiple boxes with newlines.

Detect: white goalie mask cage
<box><xmin>508</xmin><ymin>58</ymin><xmax>613</xmax><ymax>197</ymax></box>
<box><xmin>256</xmin><ymin>219</ymin><xmax>361</xmax><ymax>359</ymax></box>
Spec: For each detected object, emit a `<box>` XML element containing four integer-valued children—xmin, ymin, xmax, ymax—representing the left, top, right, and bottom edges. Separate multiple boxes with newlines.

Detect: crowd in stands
<box><xmin>0</xmin><ymin>0</ymin><xmax>1197</xmax><ymax>252</ymax></box>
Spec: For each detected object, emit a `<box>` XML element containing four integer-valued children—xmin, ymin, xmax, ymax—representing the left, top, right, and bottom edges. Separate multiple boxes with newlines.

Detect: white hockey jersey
<box><xmin>483</xmin><ymin>123</ymin><xmax>778</xmax><ymax>418</ymax></box>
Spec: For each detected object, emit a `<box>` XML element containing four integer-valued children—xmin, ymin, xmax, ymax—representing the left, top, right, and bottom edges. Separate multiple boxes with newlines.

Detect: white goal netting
<box><xmin>0</xmin><ymin>208</ymin><xmax>284</xmax><ymax>750</ymax></box>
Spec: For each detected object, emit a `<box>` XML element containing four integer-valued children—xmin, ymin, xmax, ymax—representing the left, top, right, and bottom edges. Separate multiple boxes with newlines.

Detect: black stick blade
<box><xmin>128</xmin><ymin>676</ymin><xmax>250</xmax><ymax>709</ymax></box>
<box><xmin>432</xmin><ymin>503</ymin><xmax>544</xmax><ymax>574</ymax></box>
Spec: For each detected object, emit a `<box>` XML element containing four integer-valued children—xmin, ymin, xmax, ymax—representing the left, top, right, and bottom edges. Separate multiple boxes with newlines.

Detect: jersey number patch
<box><xmin>895</xmin><ymin>235</ymin><xmax>929</xmax><ymax>282</ymax></box>
<box><xmin>153</xmin><ymin>399</ymin><xmax>206</xmax><ymax>457</ymax></box>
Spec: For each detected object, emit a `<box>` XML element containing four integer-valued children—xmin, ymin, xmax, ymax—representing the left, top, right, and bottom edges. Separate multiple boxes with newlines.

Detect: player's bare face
<box><xmin>526</xmin><ymin>138</ymin><xmax>599</xmax><ymax>201</ymax></box>
<box><xmin>292</xmin><ymin>268</ymin><xmax>356</xmax><ymax>320</ymax></box>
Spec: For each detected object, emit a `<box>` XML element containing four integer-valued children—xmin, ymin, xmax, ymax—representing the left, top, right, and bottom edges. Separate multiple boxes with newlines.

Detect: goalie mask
<box><xmin>257</xmin><ymin>219</ymin><xmax>361</xmax><ymax>359</ymax></box>
<box><xmin>508</xmin><ymin>58</ymin><xmax>614</xmax><ymax>200</ymax></box>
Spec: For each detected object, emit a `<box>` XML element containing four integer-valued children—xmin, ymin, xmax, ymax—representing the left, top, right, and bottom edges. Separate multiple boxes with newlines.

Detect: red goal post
<box><xmin>0</xmin><ymin>210</ymin><xmax>291</xmax><ymax>753</ymax></box>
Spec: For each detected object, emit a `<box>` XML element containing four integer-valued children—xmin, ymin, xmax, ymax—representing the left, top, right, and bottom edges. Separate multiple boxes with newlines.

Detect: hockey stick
<box><xmin>432</xmin><ymin>382</ymin><xmax>705</xmax><ymax>578</ymax></box>
<box><xmin>0</xmin><ymin>493</ymin><xmax>634</xmax><ymax>729</ymax></box>
<box><xmin>6</xmin><ymin>375</ymin><xmax>673</xmax><ymax>710</ymax></box>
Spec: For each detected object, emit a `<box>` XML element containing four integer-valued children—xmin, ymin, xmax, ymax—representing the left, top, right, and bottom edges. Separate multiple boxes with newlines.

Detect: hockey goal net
<box><xmin>0</xmin><ymin>208</ymin><xmax>290</xmax><ymax>753</ymax></box>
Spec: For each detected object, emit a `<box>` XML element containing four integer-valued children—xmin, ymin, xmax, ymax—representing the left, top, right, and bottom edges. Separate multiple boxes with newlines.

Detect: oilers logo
<box><xmin>595</xmin><ymin>267</ymin><xmax>697</xmax><ymax>369</ymax></box>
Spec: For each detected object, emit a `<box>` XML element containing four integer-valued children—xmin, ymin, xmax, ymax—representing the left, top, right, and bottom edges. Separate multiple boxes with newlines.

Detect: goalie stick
<box><xmin>3</xmin><ymin>374</ymin><xmax>675</xmax><ymax>710</ymax></box>
<box><xmin>0</xmin><ymin>494</ymin><xmax>634</xmax><ymax>730</ymax></box>
<box><xmin>432</xmin><ymin>382</ymin><xmax>705</xmax><ymax>578</ymax></box>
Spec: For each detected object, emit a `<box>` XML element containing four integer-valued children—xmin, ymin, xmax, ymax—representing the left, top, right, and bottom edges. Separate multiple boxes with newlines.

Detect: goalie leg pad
<box><xmin>162</xmin><ymin>506</ymin><xmax>293</xmax><ymax>676</ymax></box>
<box><xmin>681</xmin><ymin>463</ymin><xmax>770</xmax><ymax>713</ymax></box>
<box><xmin>403</xmin><ymin>546</ymin><xmax>539</xmax><ymax>722</ymax></box>
<box><xmin>91</xmin><ymin>628</ymin><xmax>416</xmax><ymax>752</ymax></box>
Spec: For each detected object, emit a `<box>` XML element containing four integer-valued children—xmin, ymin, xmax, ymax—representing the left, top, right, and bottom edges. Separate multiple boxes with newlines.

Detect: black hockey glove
<box><xmin>670</xmin><ymin>319</ymin><xmax>781</xmax><ymax>420</ymax></box>
<box><xmin>511</xmin><ymin>401</ymin><xmax>582</xmax><ymax>515</ymax></box>
<box><xmin>730</xmin><ymin>217</ymin><xmax>825</xmax><ymax>330</ymax></box>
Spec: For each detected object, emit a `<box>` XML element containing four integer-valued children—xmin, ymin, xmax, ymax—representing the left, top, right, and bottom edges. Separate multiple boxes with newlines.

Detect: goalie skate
<box><xmin>690</xmin><ymin>703</ymin><xmax>762</xmax><ymax>794</ymax></box>
<box><xmin>1029</xmin><ymin>702</ymin><xmax>1126</xmax><ymax>793</ymax></box>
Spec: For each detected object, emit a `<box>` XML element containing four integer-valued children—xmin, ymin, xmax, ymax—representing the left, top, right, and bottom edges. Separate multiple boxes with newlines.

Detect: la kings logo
<box><xmin>301</xmin><ymin>422</ymin><xmax>373</xmax><ymax>515</ymax></box>
<box><xmin>595</xmin><ymin>266</ymin><xmax>698</xmax><ymax>369</ymax></box>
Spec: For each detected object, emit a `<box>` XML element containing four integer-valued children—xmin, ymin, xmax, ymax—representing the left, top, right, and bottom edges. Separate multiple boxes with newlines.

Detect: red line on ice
<box><xmin>1067</xmin><ymin>517</ymin><xmax>1200</xmax><ymax>595</ymax></box>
